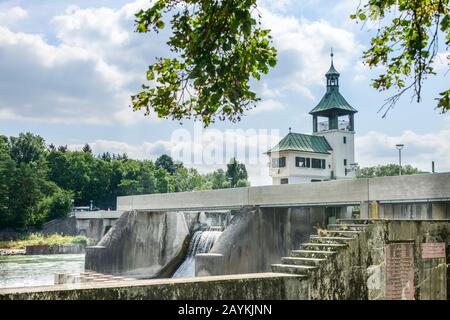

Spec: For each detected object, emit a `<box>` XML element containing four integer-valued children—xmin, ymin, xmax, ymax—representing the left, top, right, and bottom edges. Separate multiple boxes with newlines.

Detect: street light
<box><xmin>395</xmin><ymin>144</ymin><xmax>404</xmax><ymax>176</ymax></box>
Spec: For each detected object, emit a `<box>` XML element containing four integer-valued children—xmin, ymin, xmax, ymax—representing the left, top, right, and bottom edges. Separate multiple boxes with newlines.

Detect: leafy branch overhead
<box><xmin>352</xmin><ymin>0</ymin><xmax>450</xmax><ymax>115</ymax></box>
<box><xmin>132</xmin><ymin>0</ymin><xmax>277</xmax><ymax>126</ymax></box>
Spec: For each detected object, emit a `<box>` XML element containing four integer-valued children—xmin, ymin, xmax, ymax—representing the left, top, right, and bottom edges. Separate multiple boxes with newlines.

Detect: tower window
<box><xmin>296</xmin><ymin>157</ymin><xmax>309</xmax><ymax>167</ymax></box>
<box><xmin>272</xmin><ymin>157</ymin><xmax>286</xmax><ymax>168</ymax></box>
<box><xmin>312</xmin><ymin>158</ymin><xmax>324</xmax><ymax>169</ymax></box>
<box><xmin>344</xmin><ymin>159</ymin><xmax>347</xmax><ymax>166</ymax></box>
<box><xmin>343</xmin><ymin>136</ymin><xmax>347</xmax><ymax>144</ymax></box>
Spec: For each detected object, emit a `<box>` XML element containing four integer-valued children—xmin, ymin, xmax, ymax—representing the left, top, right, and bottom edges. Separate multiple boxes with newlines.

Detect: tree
<box><xmin>155</xmin><ymin>154</ymin><xmax>176</xmax><ymax>175</ymax></box>
<box><xmin>154</xmin><ymin>167</ymin><xmax>174</xmax><ymax>193</ymax></box>
<box><xmin>132</xmin><ymin>0</ymin><xmax>277</xmax><ymax>126</ymax></box>
<box><xmin>99</xmin><ymin>152</ymin><xmax>112</xmax><ymax>162</ymax></box>
<box><xmin>8</xmin><ymin>132</ymin><xmax>46</xmax><ymax>164</ymax></box>
<box><xmin>226</xmin><ymin>158</ymin><xmax>249</xmax><ymax>188</ymax></box>
<box><xmin>0</xmin><ymin>146</ymin><xmax>16</xmax><ymax>227</ymax></box>
<box><xmin>57</xmin><ymin>145</ymin><xmax>68</xmax><ymax>152</ymax></box>
<box><xmin>356</xmin><ymin>164</ymin><xmax>425</xmax><ymax>178</ymax></box>
<box><xmin>352</xmin><ymin>0</ymin><xmax>450</xmax><ymax>115</ymax></box>
<box><xmin>174</xmin><ymin>166</ymin><xmax>207</xmax><ymax>192</ymax></box>
<box><xmin>206</xmin><ymin>169</ymin><xmax>229</xmax><ymax>189</ymax></box>
<box><xmin>82</xmin><ymin>143</ymin><xmax>93</xmax><ymax>154</ymax></box>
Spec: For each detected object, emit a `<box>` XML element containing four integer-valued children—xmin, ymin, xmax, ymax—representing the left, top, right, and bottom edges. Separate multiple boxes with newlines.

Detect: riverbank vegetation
<box><xmin>0</xmin><ymin>233</ymin><xmax>90</xmax><ymax>249</ymax></box>
<box><xmin>0</xmin><ymin>132</ymin><xmax>249</xmax><ymax>230</ymax></box>
<box><xmin>356</xmin><ymin>164</ymin><xmax>426</xmax><ymax>178</ymax></box>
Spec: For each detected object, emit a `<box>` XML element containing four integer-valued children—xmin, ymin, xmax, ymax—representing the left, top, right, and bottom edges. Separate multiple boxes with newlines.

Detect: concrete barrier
<box><xmin>368</xmin><ymin>173</ymin><xmax>450</xmax><ymax>201</ymax></box>
<box><xmin>116</xmin><ymin>173</ymin><xmax>450</xmax><ymax>211</ymax></box>
<box><xmin>0</xmin><ymin>273</ymin><xmax>308</xmax><ymax>300</ymax></box>
<box><xmin>117</xmin><ymin>188</ymin><xmax>249</xmax><ymax>211</ymax></box>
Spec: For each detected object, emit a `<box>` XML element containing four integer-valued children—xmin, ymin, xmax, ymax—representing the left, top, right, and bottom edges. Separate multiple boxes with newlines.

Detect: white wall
<box><xmin>314</xmin><ymin>130</ymin><xmax>355</xmax><ymax>179</ymax></box>
<box><xmin>269</xmin><ymin>151</ymin><xmax>332</xmax><ymax>184</ymax></box>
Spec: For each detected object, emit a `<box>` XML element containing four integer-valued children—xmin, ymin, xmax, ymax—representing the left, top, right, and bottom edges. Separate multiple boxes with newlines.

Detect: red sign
<box><xmin>385</xmin><ymin>243</ymin><xmax>415</xmax><ymax>300</ymax></box>
<box><xmin>421</xmin><ymin>243</ymin><xmax>446</xmax><ymax>259</ymax></box>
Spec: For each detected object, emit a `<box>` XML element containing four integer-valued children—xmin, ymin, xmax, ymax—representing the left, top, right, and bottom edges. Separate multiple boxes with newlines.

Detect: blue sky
<box><xmin>0</xmin><ymin>0</ymin><xmax>449</xmax><ymax>185</ymax></box>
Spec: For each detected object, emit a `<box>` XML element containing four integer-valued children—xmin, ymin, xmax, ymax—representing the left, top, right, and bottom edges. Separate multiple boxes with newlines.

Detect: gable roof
<box><xmin>266</xmin><ymin>132</ymin><xmax>332</xmax><ymax>154</ymax></box>
<box><xmin>309</xmin><ymin>90</ymin><xmax>358</xmax><ymax>116</ymax></box>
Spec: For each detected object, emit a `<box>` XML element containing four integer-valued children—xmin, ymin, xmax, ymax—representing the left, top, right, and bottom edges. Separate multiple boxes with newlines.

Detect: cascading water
<box><xmin>172</xmin><ymin>229</ymin><xmax>222</xmax><ymax>278</ymax></box>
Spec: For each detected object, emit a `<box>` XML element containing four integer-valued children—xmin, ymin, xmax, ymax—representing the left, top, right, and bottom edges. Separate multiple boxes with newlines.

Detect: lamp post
<box><xmin>395</xmin><ymin>144</ymin><xmax>404</xmax><ymax>176</ymax></box>
<box><xmin>166</xmin><ymin>177</ymin><xmax>170</xmax><ymax>193</ymax></box>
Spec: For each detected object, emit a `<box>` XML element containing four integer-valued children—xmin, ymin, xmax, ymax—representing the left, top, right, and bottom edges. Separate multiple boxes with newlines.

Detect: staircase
<box><xmin>271</xmin><ymin>221</ymin><xmax>371</xmax><ymax>277</ymax></box>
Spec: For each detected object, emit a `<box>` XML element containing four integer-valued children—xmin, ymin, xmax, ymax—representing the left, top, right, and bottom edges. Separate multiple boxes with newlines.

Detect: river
<box><xmin>0</xmin><ymin>254</ymin><xmax>85</xmax><ymax>288</ymax></box>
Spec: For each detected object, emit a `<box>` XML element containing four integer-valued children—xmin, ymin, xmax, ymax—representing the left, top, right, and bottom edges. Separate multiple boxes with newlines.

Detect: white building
<box><xmin>267</xmin><ymin>53</ymin><xmax>358</xmax><ymax>185</ymax></box>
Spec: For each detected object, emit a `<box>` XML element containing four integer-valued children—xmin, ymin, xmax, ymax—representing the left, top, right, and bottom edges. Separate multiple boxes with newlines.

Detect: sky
<box><xmin>0</xmin><ymin>0</ymin><xmax>449</xmax><ymax>185</ymax></box>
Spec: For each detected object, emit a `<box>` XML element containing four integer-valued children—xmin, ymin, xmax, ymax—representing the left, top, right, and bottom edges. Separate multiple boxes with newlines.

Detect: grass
<box><xmin>0</xmin><ymin>233</ymin><xmax>90</xmax><ymax>249</ymax></box>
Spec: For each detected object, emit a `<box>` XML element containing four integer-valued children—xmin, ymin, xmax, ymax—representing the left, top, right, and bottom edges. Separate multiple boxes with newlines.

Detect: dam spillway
<box><xmin>172</xmin><ymin>229</ymin><xmax>222</xmax><ymax>278</ymax></box>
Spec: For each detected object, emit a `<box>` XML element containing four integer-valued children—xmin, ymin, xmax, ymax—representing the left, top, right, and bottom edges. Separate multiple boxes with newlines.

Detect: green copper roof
<box><xmin>309</xmin><ymin>90</ymin><xmax>358</xmax><ymax>116</ymax></box>
<box><xmin>326</xmin><ymin>62</ymin><xmax>340</xmax><ymax>76</ymax></box>
<box><xmin>267</xmin><ymin>132</ymin><xmax>332</xmax><ymax>154</ymax></box>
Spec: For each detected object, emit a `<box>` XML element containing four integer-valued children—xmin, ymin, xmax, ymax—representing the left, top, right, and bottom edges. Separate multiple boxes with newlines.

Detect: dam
<box><xmin>1</xmin><ymin>173</ymin><xmax>449</xmax><ymax>300</ymax></box>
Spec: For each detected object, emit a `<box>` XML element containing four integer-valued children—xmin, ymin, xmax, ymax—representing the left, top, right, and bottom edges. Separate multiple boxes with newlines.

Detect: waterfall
<box><xmin>172</xmin><ymin>229</ymin><xmax>222</xmax><ymax>278</ymax></box>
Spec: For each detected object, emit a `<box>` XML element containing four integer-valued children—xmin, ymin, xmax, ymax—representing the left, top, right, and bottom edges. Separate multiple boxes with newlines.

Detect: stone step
<box><xmin>291</xmin><ymin>249</ymin><xmax>337</xmax><ymax>258</ymax></box>
<box><xmin>326</xmin><ymin>230</ymin><xmax>361</xmax><ymax>236</ymax></box>
<box><xmin>327</xmin><ymin>224</ymin><xmax>369</xmax><ymax>231</ymax></box>
<box><xmin>309</xmin><ymin>236</ymin><xmax>355</xmax><ymax>244</ymax></box>
<box><xmin>271</xmin><ymin>264</ymin><xmax>318</xmax><ymax>275</ymax></box>
<box><xmin>337</xmin><ymin>219</ymin><xmax>372</xmax><ymax>225</ymax></box>
<box><xmin>281</xmin><ymin>257</ymin><xmax>326</xmax><ymax>266</ymax></box>
<box><xmin>300</xmin><ymin>242</ymin><xmax>347</xmax><ymax>251</ymax></box>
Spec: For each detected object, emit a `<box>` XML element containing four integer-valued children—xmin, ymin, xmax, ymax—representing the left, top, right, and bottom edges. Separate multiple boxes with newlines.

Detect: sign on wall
<box><xmin>385</xmin><ymin>243</ymin><xmax>415</xmax><ymax>300</ymax></box>
<box><xmin>421</xmin><ymin>243</ymin><xmax>446</xmax><ymax>259</ymax></box>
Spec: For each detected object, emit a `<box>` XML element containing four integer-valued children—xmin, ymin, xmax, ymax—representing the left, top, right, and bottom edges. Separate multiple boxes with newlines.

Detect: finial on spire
<box><xmin>330</xmin><ymin>47</ymin><xmax>334</xmax><ymax>63</ymax></box>
<box><xmin>289</xmin><ymin>127</ymin><xmax>291</xmax><ymax>133</ymax></box>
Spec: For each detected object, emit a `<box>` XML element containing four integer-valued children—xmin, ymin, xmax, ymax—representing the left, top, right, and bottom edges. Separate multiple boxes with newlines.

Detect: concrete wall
<box><xmin>42</xmin><ymin>216</ymin><xmax>77</xmax><ymax>236</ymax></box>
<box><xmin>117</xmin><ymin>173</ymin><xmax>450</xmax><ymax>211</ymax></box>
<box><xmin>196</xmin><ymin>206</ymin><xmax>327</xmax><ymax>276</ymax></box>
<box><xmin>360</xmin><ymin>201</ymin><xmax>450</xmax><ymax>220</ymax></box>
<box><xmin>40</xmin><ymin>212</ymin><xmax>122</xmax><ymax>244</ymax></box>
<box><xmin>0</xmin><ymin>273</ymin><xmax>308</xmax><ymax>300</ymax></box>
<box><xmin>308</xmin><ymin>220</ymin><xmax>450</xmax><ymax>300</ymax></box>
<box><xmin>85</xmin><ymin>210</ymin><xmax>190</xmax><ymax>278</ymax></box>
<box><xmin>76</xmin><ymin>218</ymin><xmax>118</xmax><ymax>243</ymax></box>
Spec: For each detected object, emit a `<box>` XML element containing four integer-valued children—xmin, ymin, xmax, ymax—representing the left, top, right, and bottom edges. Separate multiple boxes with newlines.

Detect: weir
<box><xmin>173</xmin><ymin>229</ymin><xmax>222</xmax><ymax>278</ymax></box>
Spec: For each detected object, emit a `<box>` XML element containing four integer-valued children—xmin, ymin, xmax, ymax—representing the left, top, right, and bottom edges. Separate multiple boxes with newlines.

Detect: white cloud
<box><xmin>249</xmin><ymin>99</ymin><xmax>284</xmax><ymax>114</ymax></box>
<box><xmin>258</xmin><ymin>8</ymin><xmax>364</xmax><ymax>100</ymax></box>
<box><xmin>0</xmin><ymin>1</ymin><xmax>160</xmax><ymax>125</ymax></box>
<box><xmin>356</xmin><ymin>124</ymin><xmax>450</xmax><ymax>172</ymax></box>
<box><xmin>0</xmin><ymin>6</ymin><xmax>28</xmax><ymax>26</ymax></box>
<box><xmin>434</xmin><ymin>52</ymin><xmax>450</xmax><ymax>74</ymax></box>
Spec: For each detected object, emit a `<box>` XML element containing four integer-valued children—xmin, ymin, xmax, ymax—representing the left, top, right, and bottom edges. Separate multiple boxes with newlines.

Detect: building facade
<box><xmin>267</xmin><ymin>53</ymin><xmax>358</xmax><ymax>184</ymax></box>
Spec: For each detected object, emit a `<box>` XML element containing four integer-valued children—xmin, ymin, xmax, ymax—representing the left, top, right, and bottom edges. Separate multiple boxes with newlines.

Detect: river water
<box><xmin>0</xmin><ymin>254</ymin><xmax>85</xmax><ymax>288</ymax></box>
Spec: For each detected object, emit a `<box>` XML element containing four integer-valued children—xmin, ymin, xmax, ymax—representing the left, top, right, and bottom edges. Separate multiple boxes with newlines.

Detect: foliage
<box><xmin>226</xmin><ymin>157</ymin><xmax>249</xmax><ymax>187</ymax></box>
<box><xmin>0</xmin><ymin>132</ymin><xmax>251</xmax><ymax>230</ymax></box>
<box><xmin>132</xmin><ymin>0</ymin><xmax>277</xmax><ymax>126</ymax></box>
<box><xmin>356</xmin><ymin>164</ymin><xmax>426</xmax><ymax>178</ymax></box>
<box><xmin>0</xmin><ymin>233</ymin><xmax>90</xmax><ymax>249</ymax></box>
<box><xmin>8</xmin><ymin>132</ymin><xmax>46</xmax><ymax>164</ymax></box>
<box><xmin>82</xmin><ymin>143</ymin><xmax>93</xmax><ymax>154</ymax></box>
<box><xmin>155</xmin><ymin>154</ymin><xmax>177</xmax><ymax>175</ymax></box>
<box><xmin>352</xmin><ymin>0</ymin><xmax>450</xmax><ymax>115</ymax></box>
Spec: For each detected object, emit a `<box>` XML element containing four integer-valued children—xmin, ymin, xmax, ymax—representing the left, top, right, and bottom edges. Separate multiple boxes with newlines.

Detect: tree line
<box><xmin>0</xmin><ymin>132</ymin><xmax>249</xmax><ymax>230</ymax></box>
